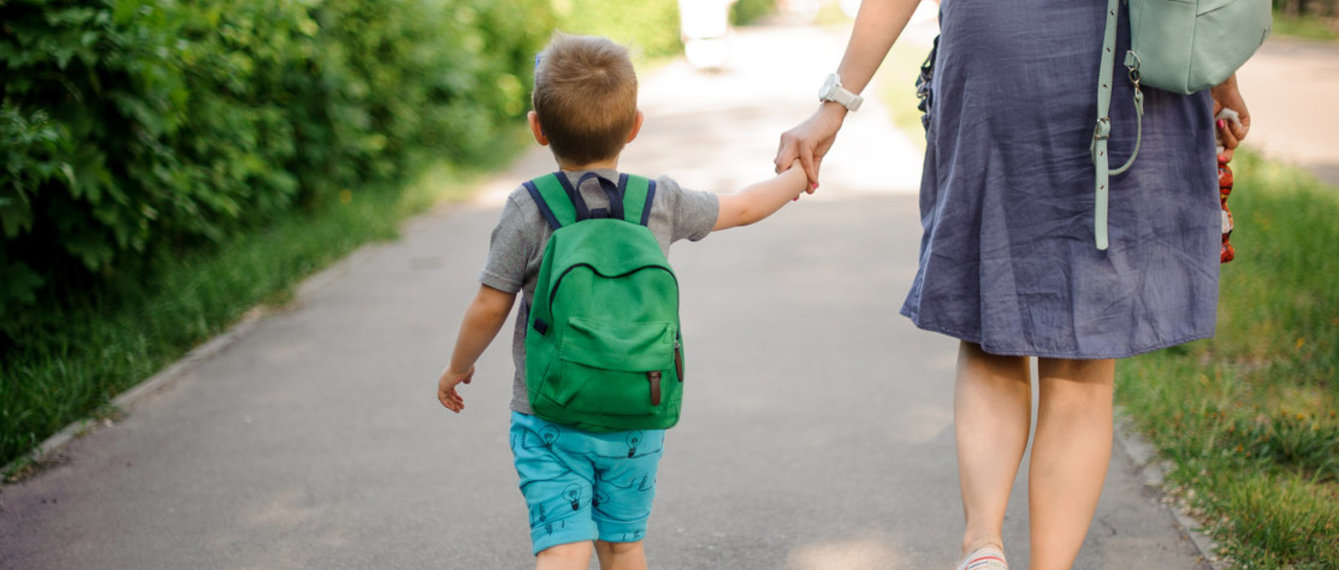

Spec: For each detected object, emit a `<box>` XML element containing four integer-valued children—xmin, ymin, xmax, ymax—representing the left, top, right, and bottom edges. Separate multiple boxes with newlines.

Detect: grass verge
<box><xmin>1271</xmin><ymin>13</ymin><xmax>1339</xmax><ymax>42</ymax></box>
<box><xmin>1116</xmin><ymin>150</ymin><xmax>1339</xmax><ymax>568</ymax></box>
<box><xmin>1</xmin><ymin>126</ymin><xmax>531</xmax><ymax>476</ymax></box>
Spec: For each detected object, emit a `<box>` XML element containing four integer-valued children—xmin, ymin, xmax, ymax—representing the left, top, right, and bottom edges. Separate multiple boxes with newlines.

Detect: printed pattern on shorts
<box><xmin>510</xmin><ymin>412</ymin><xmax>664</xmax><ymax>553</ymax></box>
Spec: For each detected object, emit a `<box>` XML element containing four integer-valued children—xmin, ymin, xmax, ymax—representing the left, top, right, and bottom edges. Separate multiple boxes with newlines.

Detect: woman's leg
<box><xmin>594</xmin><ymin>540</ymin><xmax>647</xmax><ymax>570</ymax></box>
<box><xmin>954</xmin><ymin>342</ymin><xmax>1033</xmax><ymax>555</ymax></box>
<box><xmin>536</xmin><ymin>542</ymin><xmax>593</xmax><ymax>570</ymax></box>
<box><xmin>1027</xmin><ymin>357</ymin><xmax>1115</xmax><ymax>570</ymax></box>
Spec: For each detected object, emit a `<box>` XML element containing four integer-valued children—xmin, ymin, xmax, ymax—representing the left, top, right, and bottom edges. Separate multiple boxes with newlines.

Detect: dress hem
<box><xmin>899</xmin><ymin>307</ymin><xmax>1214</xmax><ymax>360</ymax></box>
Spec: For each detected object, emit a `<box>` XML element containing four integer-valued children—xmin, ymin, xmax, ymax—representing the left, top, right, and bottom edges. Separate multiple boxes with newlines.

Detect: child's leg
<box><xmin>589</xmin><ymin>430</ymin><xmax>664</xmax><ymax>570</ymax></box>
<box><xmin>953</xmin><ymin>342</ymin><xmax>1032</xmax><ymax>555</ymax></box>
<box><xmin>594</xmin><ymin>540</ymin><xmax>647</xmax><ymax>570</ymax></box>
<box><xmin>510</xmin><ymin>413</ymin><xmax>601</xmax><ymax>562</ymax></box>
<box><xmin>1026</xmin><ymin>356</ymin><xmax>1115</xmax><ymax>570</ymax></box>
<box><xmin>536</xmin><ymin>542</ymin><xmax>594</xmax><ymax>570</ymax></box>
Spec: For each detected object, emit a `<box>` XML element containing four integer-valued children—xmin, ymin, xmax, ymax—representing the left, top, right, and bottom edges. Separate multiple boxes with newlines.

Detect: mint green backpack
<box><xmin>1090</xmin><ymin>0</ymin><xmax>1271</xmax><ymax>250</ymax></box>
<box><xmin>523</xmin><ymin>172</ymin><xmax>684</xmax><ymax>433</ymax></box>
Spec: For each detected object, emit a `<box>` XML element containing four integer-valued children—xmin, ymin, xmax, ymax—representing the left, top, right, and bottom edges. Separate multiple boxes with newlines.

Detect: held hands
<box><xmin>437</xmin><ymin>364</ymin><xmax>473</xmax><ymax>413</ymax></box>
<box><xmin>774</xmin><ymin>102</ymin><xmax>848</xmax><ymax>190</ymax></box>
<box><xmin>1211</xmin><ymin>74</ymin><xmax>1251</xmax><ymax>162</ymax></box>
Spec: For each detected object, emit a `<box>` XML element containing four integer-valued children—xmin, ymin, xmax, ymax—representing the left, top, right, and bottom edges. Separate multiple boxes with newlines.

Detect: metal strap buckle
<box><xmin>1093</xmin><ymin>117</ymin><xmax>1112</xmax><ymax>141</ymax></box>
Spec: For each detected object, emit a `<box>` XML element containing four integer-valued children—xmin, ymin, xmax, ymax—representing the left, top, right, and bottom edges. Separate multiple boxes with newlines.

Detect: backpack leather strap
<box><xmin>1092</xmin><ymin>0</ymin><xmax>1146</xmax><ymax>251</ymax></box>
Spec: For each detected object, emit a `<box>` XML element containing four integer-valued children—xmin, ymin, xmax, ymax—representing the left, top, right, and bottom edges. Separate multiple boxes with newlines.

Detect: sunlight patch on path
<box><xmin>785</xmin><ymin>535</ymin><xmax>914</xmax><ymax>570</ymax></box>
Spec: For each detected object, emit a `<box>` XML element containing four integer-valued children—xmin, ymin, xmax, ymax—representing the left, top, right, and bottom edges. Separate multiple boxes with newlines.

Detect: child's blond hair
<box><xmin>532</xmin><ymin>33</ymin><xmax>638</xmax><ymax>165</ymax></box>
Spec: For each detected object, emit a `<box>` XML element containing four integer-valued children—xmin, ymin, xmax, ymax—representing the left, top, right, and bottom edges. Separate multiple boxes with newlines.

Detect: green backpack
<box><xmin>523</xmin><ymin>172</ymin><xmax>685</xmax><ymax>433</ymax></box>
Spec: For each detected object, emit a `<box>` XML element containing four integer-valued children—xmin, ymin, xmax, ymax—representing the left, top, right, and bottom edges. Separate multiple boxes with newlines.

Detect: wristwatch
<box><xmin>818</xmin><ymin>72</ymin><xmax>863</xmax><ymax>112</ymax></box>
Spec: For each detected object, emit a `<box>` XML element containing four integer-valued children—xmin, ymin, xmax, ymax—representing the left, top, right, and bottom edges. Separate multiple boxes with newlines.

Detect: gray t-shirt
<box><xmin>479</xmin><ymin>169</ymin><xmax>719</xmax><ymax>414</ymax></box>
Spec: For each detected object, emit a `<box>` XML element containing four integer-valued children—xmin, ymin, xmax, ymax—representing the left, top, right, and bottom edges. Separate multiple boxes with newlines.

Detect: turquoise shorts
<box><xmin>509</xmin><ymin>411</ymin><xmax>665</xmax><ymax>555</ymax></box>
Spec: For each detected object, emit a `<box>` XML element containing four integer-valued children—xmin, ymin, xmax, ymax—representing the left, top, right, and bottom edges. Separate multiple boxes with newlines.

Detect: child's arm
<box><xmin>437</xmin><ymin>284</ymin><xmax>517</xmax><ymax>413</ymax></box>
<box><xmin>712</xmin><ymin>162</ymin><xmax>809</xmax><ymax>231</ymax></box>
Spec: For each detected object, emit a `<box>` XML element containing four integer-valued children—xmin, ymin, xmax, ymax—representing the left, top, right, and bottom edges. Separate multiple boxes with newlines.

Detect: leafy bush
<box><xmin>732</xmin><ymin>0</ymin><xmax>776</xmax><ymax>25</ymax></box>
<box><xmin>1</xmin><ymin>0</ymin><xmax>554</xmax><ymax>468</ymax></box>
<box><xmin>0</xmin><ymin>0</ymin><xmax>700</xmax><ymax>469</ymax></box>
<box><xmin>0</xmin><ymin>0</ymin><xmax>552</xmax><ymax>345</ymax></box>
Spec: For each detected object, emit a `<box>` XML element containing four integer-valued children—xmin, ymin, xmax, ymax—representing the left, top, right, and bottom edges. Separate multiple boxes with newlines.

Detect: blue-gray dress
<box><xmin>900</xmin><ymin>0</ymin><xmax>1221</xmax><ymax>359</ymax></box>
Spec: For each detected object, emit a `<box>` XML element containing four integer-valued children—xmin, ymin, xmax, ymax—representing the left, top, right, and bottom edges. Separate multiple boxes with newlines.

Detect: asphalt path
<box><xmin>1234</xmin><ymin>35</ymin><xmax>1339</xmax><ymax>188</ymax></box>
<box><xmin>1</xmin><ymin>21</ymin><xmax>1220</xmax><ymax>570</ymax></box>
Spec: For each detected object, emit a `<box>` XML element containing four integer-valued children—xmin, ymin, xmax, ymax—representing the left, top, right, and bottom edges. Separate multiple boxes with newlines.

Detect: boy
<box><xmin>436</xmin><ymin>33</ymin><xmax>808</xmax><ymax>570</ymax></box>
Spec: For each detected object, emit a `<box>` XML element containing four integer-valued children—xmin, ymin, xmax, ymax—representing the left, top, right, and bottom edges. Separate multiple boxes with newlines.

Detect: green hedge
<box><xmin>732</xmin><ymin>0</ymin><xmax>776</xmax><ymax>26</ymax></box>
<box><xmin>0</xmin><ymin>0</ymin><xmax>692</xmax><ymax>468</ymax></box>
<box><xmin>0</xmin><ymin>0</ymin><xmax>553</xmax><ymax>337</ymax></box>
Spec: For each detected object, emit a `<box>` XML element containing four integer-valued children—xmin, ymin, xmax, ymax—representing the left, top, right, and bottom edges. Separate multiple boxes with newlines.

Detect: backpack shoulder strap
<box><xmin>523</xmin><ymin>172</ymin><xmax>585</xmax><ymax>230</ymax></box>
<box><xmin>619</xmin><ymin>174</ymin><xmax>657</xmax><ymax>227</ymax></box>
<box><xmin>1091</xmin><ymin>0</ymin><xmax>1145</xmax><ymax>251</ymax></box>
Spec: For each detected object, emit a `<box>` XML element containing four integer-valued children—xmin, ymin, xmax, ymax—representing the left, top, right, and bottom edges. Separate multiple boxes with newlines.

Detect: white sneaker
<box><xmin>955</xmin><ymin>545</ymin><xmax>1008</xmax><ymax>570</ymax></box>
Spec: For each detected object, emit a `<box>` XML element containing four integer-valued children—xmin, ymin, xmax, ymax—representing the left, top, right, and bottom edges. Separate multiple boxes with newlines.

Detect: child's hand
<box><xmin>781</xmin><ymin>159</ymin><xmax>808</xmax><ymax>201</ymax></box>
<box><xmin>437</xmin><ymin>365</ymin><xmax>473</xmax><ymax>413</ymax></box>
<box><xmin>776</xmin><ymin>104</ymin><xmax>845</xmax><ymax>191</ymax></box>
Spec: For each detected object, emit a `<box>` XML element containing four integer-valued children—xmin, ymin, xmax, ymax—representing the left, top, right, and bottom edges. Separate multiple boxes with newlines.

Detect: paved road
<box><xmin>1235</xmin><ymin>35</ymin><xmax>1339</xmax><ymax>187</ymax></box>
<box><xmin>1</xmin><ymin>21</ymin><xmax>1213</xmax><ymax>570</ymax></box>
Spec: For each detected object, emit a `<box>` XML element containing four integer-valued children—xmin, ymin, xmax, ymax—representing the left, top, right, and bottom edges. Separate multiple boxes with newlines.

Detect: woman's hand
<box><xmin>1210</xmin><ymin>74</ymin><xmax>1251</xmax><ymax>161</ymax></box>
<box><xmin>775</xmin><ymin>102</ymin><xmax>848</xmax><ymax>191</ymax></box>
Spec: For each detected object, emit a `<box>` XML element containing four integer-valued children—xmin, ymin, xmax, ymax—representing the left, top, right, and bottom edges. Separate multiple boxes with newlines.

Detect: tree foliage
<box><xmin>1275</xmin><ymin>0</ymin><xmax>1339</xmax><ymax>17</ymax></box>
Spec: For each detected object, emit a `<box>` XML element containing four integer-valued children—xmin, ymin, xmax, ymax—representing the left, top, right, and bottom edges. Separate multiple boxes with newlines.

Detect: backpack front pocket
<box><xmin>547</xmin><ymin>317</ymin><xmax>677</xmax><ymax>415</ymax></box>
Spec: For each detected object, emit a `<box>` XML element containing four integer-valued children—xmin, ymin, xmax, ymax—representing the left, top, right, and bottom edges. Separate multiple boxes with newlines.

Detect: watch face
<box><xmin>819</xmin><ymin>74</ymin><xmax>837</xmax><ymax>99</ymax></box>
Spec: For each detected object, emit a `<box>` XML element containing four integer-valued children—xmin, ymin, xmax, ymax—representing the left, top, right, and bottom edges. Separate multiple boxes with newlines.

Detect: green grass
<box><xmin>1271</xmin><ymin>13</ymin><xmax>1339</xmax><ymax>42</ymax></box>
<box><xmin>1116</xmin><ymin>150</ymin><xmax>1339</xmax><ymax>568</ymax></box>
<box><xmin>1</xmin><ymin>126</ymin><xmax>531</xmax><ymax>476</ymax></box>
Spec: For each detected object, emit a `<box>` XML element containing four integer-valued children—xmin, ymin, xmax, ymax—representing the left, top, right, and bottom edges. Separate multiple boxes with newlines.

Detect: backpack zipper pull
<box><xmin>647</xmin><ymin>371</ymin><xmax>662</xmax><ymax>406</ymax></box>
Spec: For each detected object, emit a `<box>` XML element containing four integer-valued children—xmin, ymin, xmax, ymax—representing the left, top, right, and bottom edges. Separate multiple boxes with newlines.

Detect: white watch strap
<box><xmin>821</xmin><ymin>74</ymin><xmax>863</xmax><ymax>112</ymax></box>
<box><xmin>833</xmin><ymin>87</ymin><xmax>862</xmax><ymax>112</ymax></box>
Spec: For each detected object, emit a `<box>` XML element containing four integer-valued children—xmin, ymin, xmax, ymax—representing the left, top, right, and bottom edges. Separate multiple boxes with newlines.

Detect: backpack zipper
<box><xmin>674</xmin><ymin>337</ymin><xmax>683</xmax><ymax>382</ymax></box>
<box><xmin>549</xmin><ymin>263</ymin><xmax>678</xmax><ymax>311</ymax></box>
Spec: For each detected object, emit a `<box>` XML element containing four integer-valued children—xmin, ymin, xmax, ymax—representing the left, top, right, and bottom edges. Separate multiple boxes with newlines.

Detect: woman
<box><xmin>774</xmin><ymin>1</ymin><xmax>1251</xmax><ymax>568</ymax></box>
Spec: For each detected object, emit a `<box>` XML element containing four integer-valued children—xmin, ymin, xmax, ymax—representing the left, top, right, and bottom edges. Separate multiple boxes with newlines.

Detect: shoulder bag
<box><xmin>1089</xmin><ymin>0</ymin><xmax>1271</xmax><ymax>250</ymax></box>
